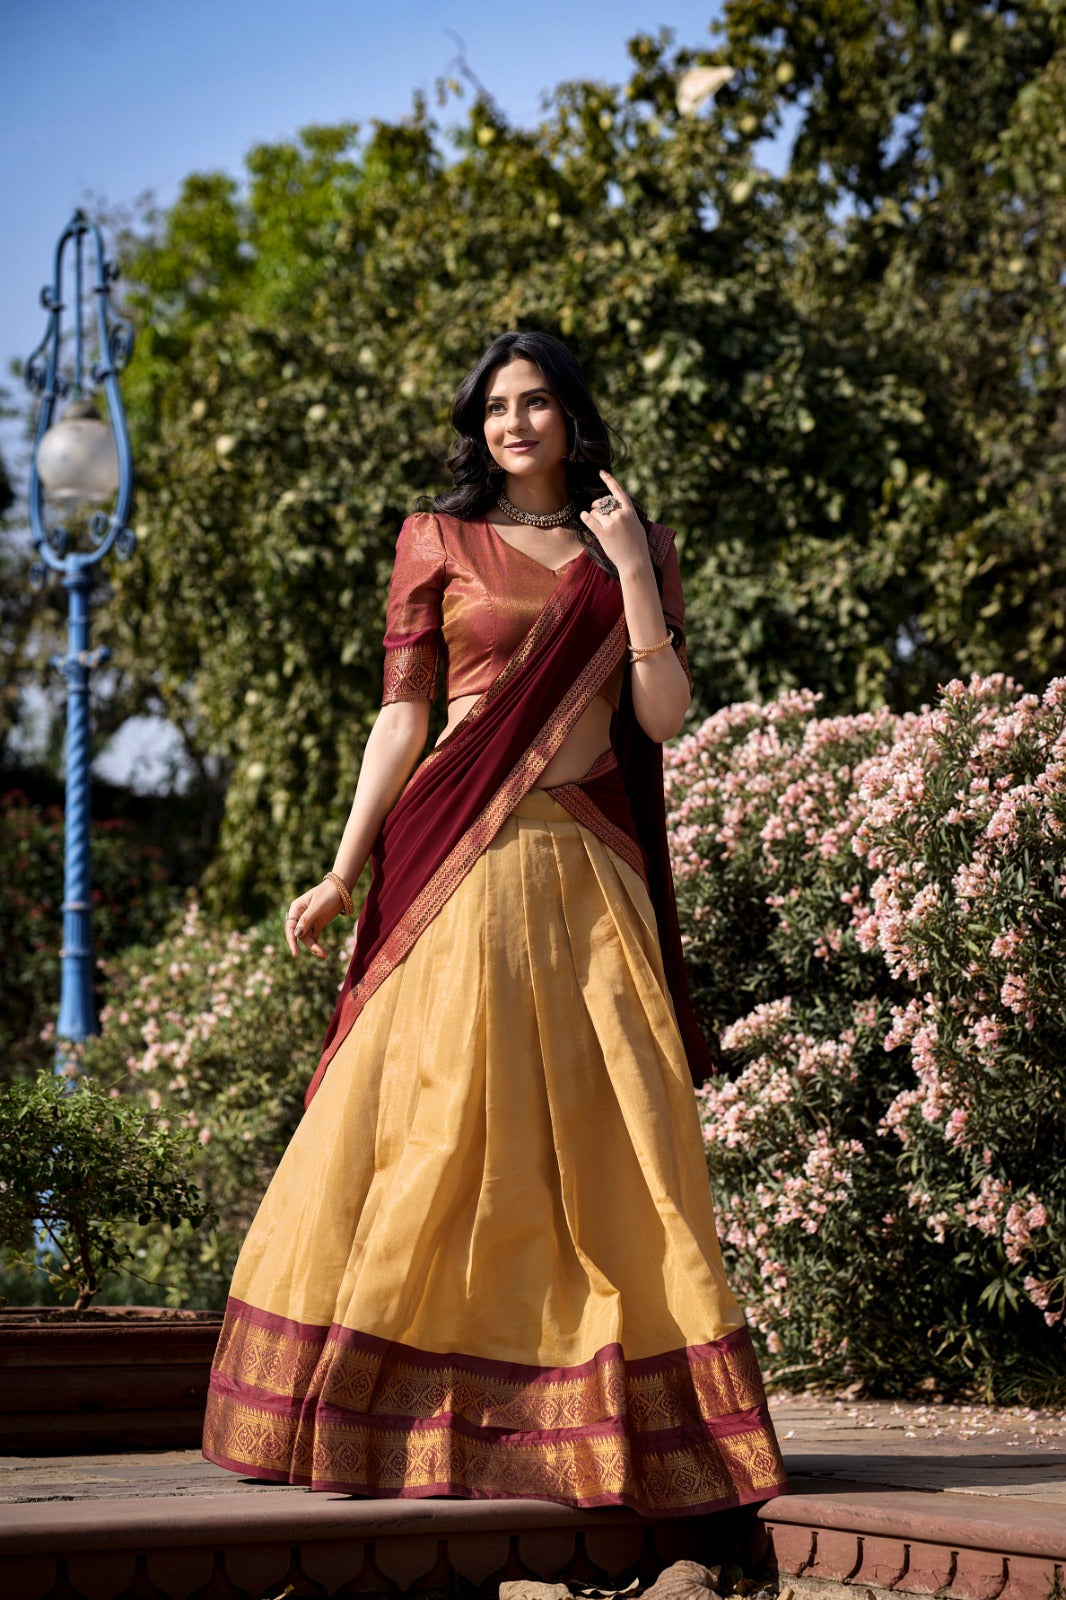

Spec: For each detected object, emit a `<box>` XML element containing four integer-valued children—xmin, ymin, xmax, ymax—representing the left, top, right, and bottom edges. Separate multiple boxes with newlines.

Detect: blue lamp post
<box><xmin>24</xmin><ymin>210</ymin><xmax>136</xmax><ymax>1067</ymax></box>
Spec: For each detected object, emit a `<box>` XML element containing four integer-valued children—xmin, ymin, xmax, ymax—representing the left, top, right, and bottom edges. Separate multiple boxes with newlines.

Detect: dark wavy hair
<box><xmin>418</xmin><ymin>330</ymin><xmax>633</xmax><ymax>576</ymax></box>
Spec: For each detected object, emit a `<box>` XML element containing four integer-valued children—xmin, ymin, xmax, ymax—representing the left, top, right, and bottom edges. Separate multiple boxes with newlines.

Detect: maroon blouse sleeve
<box><xmin>381</xmin><ymin>513</ymin><xmax>446</xmax><ymax>705</ymax></box>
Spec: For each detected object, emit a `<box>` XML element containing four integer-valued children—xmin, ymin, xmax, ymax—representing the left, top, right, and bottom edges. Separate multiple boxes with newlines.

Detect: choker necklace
<box><xmin>497</xmin><ymin>491</ymin><xmax>577</xmax><ymax>529</ymax></box>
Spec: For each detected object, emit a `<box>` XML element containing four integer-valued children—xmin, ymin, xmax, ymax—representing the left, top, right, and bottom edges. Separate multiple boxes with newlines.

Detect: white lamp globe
<box><xmin>36</xmin><ymin>398</ymin><xmax>119</xmax><ymax>502</ymax></box>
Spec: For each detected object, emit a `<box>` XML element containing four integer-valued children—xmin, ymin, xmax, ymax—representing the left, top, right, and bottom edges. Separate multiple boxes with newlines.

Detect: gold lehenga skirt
<box><xmin>202</xmin><ymin>790</ymin><xmax>787</xmax><ymax>1515</ymax></box>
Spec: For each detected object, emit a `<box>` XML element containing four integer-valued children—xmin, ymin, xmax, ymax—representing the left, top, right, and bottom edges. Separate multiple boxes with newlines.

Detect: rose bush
<box><xmin>665</xmin><ymin>678</ymin><xmax>1066</xmax><ymax>1400</ymax></box>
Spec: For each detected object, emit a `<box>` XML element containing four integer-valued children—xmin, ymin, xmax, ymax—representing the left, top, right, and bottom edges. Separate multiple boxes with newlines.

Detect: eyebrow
<box><xmin>485</xmin><ymin>386</ymin><xmax>551</xmax><ymax>403</ymax></box>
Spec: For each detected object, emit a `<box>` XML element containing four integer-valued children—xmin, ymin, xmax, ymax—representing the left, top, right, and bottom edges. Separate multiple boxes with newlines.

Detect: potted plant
<box><xmin>0</xmin><ymin>1071</ymin><xmax>221</xmax><ymax>1451</ymax></box>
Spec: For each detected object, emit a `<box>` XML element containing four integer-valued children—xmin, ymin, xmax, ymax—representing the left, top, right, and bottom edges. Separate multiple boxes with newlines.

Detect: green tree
<box><xmin>0</xmin><ymin>1071</ymin><xmax>214</xmax><ymax>1309</ymax></box>
<box><xmin>717</xmin><ymin>0</ymin><xmax>1066</xmax><ymax>690</ymax></box>
<box><xmin>20</xmin><ymin>2</ymin><xmax>1060</xmax><ymax>915</ymax></box>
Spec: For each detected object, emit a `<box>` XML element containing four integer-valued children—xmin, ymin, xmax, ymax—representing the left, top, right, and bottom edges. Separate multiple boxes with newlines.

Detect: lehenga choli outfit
<box><xmin>202</xmin><ymin>511</ymin><xmax>788</xmax><ymax>1517</ymax></box>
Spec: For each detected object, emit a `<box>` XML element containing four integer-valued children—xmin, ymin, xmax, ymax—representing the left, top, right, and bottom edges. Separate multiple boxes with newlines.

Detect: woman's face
<box><xmin>482</xmin><ymin>357</ymin><xmax>570</xmax><ymax>480</ymax></box>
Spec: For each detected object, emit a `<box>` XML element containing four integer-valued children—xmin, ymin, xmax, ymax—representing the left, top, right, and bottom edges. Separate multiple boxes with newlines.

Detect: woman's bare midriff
<box><xmin>435</xmin><ymin>693</ymin><xmax>614</xmax><ymax>788</ymax></box>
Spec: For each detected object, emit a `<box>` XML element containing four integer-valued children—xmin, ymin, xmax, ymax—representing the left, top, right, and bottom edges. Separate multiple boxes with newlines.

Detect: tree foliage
<box><xmin>16</xmin><ymin>1</ymin><xmax>1061</xmax><ymax>913</ymax></box>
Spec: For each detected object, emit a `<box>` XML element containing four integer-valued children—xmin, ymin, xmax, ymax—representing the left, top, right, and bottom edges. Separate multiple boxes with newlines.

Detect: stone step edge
<box><xmin>0</xmin><ymin>1481</ymin><xmax>1063</xmax><ymax>1559</ymax></box>
<box><xmin>0</xmin><ymin>1494</ymin><xmax>739</xmax><ymax>1600</ymax></box>
<box><xmin>1</xmin><ymin>1487</ymin><xmax>1063</xmax><ymax>1600</ymax></box>
<box><xmin>0</xmin><ymin>1490</ymin><xmax>751</xmax><ymax>1552</ymax></box>
<box><xmin>757</xmin><ymin>1483</ymin><xmax>1066</xmax><ymax>1562</ymax></box>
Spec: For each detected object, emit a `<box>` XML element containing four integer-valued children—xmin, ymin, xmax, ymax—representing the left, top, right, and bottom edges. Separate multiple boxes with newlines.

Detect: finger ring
<box><xmin>284</xmin><ymin>915</ymin><xmax>297</xmax><ymax>923</ymax></box>
<box><xmin>593</xmin><ymin>494</ymin><xmax>619</xmax><ymax>513</ymax></box>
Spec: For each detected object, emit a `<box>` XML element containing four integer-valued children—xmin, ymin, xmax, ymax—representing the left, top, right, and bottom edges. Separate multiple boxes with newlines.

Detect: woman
<box><xmin>202</xmin><ymin>330</ymin><xmax>788</xmax><ymax>1517</ymax></box>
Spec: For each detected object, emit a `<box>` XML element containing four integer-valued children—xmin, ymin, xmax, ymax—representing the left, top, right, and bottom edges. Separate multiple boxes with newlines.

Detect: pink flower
<box><xmin>1002</xmin><ymin>1195</ymin><xmax>1050</xmax><ymax>1263</ymax></box>
<box><xmin>1000</xmin><ymin>973</ymin><xmax>1029</xmax><ymax>1015</ymax></box>
<box><xmin>971</xmin><ymin>1016</ymin><xmax>1003</xmax><ymax>1050</ymax></box>
<box><xmin>945</xmin><ymin>1106</ymin><xmax>970</xmax><ymax>1146</ymax></box>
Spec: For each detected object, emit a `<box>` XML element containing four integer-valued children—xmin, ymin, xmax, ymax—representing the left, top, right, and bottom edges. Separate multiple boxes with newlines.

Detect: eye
<box><xmin>486</xmin><ymin>401</ymin><xmax>505</xmax><ymax>414</ymax></box>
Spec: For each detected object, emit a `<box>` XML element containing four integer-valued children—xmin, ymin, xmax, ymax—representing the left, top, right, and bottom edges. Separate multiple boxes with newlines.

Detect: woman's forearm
<box><xmin>617</xmin><ymin>553</ymin><xmax>691</xmax><ymax>743</ymax></box>
<box><xmin>331</xmin><ymin>701</ymin><xmax>430</xmax><ymax>890</ymax></box>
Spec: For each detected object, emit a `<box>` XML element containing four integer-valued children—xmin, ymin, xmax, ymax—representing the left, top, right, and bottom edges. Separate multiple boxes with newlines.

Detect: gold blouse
<box><xmin>381</xmin><ymin>511</ymin><xmax>689</xmax><ymax>710</ymax></box>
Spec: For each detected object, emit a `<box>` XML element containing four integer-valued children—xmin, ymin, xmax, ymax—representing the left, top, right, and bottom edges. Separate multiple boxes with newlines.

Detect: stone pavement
<box><xmin>2</xmin><ymin>1393</ymin><xmax>1064</xmax><ymax>1507</ymax></box>
<box><xmin>769</xmin><ymin>1394</ymin><xmax>1066</xmax><ymax>1503</ymax></box>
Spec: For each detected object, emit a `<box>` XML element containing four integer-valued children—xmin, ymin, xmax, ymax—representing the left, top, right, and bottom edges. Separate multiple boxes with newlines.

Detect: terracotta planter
<box><xmin>0</xmin><ymin>1305</ymin><xmax>223</xmax><ymax>1453</ymax></box>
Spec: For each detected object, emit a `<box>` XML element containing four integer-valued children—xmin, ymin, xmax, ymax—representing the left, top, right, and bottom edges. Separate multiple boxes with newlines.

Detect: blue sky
<box><xmin>2</xmin><ymin>0</ymin><xmax>743</xmax><ymax>434</ymax></box>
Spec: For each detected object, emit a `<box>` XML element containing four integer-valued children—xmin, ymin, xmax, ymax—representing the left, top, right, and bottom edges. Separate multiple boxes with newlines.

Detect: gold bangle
<box><xmin>628</xmin><ymin>629</ymin><xmax>674</xmax><ymax>663</ymax></box>
<box><xmin>324</xmin><ymin>870</ymin><xmax>353</xmax><ymax>916</ymax></box>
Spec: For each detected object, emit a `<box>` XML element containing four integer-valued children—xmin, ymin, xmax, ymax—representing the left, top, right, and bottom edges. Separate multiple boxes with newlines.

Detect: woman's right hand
<box><xmin>285</xmin><ymin>880</ymin><xmax>345</xmax><ymax>959</ymax></box>
<box><xmin>282</xmin><ymin>700</ymin><xmax>429</xmax><ymax>963</ymax></box>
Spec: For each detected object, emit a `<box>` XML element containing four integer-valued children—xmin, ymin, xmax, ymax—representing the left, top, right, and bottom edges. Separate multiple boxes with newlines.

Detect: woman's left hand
<box><xmin>579</xmin><ymin>470</ymin><xmax>650</xmax><ymax>575</ymax></box>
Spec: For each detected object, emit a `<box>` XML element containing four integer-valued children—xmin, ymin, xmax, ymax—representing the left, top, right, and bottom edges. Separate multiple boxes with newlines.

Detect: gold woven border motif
<box><xmin>204</xmin><ymin>1392</ymin><xmax>786</xmax><ymax>1511</ymax></box>
<box><xmin>382</xmin><ymin>643</ymin><xmax>438</xmax><ymax>704</ymax></box>
<box><xmin>203</xmin><ymin>1310</ymin><xmax>787</xmax><ymax>1513</ymax></box>
<box><xmin>209</xmin><ymin>1315</ymin><xmax>768</xmax><ymax>1433</ymax></box>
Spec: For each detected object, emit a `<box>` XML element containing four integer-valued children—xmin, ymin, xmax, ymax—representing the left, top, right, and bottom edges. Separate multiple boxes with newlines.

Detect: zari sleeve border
<box><xmin>382</xmin><ymin>642</ymin><xmax>440</xmax><ymax>705</ymax></box>
<box><xmin>381</xmin><ymin>512</ymin><xmax>446</xmax><ymax>706</ymax></box>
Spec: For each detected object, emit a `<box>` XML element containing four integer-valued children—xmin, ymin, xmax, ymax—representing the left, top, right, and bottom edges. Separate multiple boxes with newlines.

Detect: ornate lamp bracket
<box><xmin>25</xmin><ymin>208</ymin><xmax>136</xmax><ymax>587</ymax></box>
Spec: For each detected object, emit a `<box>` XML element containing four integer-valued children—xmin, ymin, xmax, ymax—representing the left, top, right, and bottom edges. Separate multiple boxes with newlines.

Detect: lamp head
<box><xmin>36</xmin><ymin>398</ymin><xmax>119</xmax><ymax>503</ymax></box>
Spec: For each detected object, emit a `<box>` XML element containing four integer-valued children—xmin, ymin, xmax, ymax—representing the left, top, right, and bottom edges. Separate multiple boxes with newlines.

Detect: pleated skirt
<box><xmin>202</xmin><ymin>789</ymin><xmax>787</xmax><ymax>1516</ymax></box>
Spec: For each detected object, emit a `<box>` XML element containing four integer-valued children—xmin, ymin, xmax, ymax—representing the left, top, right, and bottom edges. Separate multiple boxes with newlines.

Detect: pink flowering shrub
<box><xmin>79</xmin><ymin>902</ymin><xmax>356</xmax><ymax>1308</ymax></box>
<box><xmin>665</xmin><ymin>679</ymin><xmax>1066</xmax><ymax>1399</ymax></box>
<box><xmin>665</xmin><ymin>691</ymin><xmax>899</xmax><ymax>1021</ymax></box>
<box><xmin>853</xmin><ymin>675</ymin><xmax>1066</xmax><ymax>1342</ymax></box>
